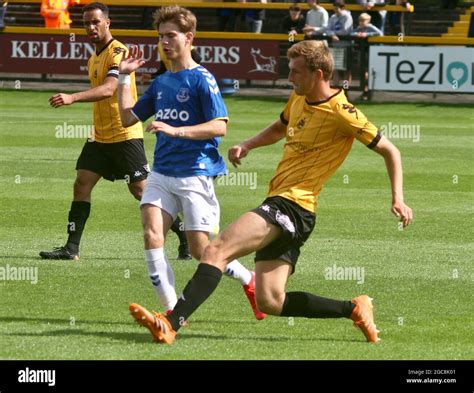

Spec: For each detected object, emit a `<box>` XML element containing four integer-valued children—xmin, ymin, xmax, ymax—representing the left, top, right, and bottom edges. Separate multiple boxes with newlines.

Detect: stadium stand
<box><xmin>442</xmin><ymin>5</ymin><xmax>474</xmax><ymax>37</ymax></box>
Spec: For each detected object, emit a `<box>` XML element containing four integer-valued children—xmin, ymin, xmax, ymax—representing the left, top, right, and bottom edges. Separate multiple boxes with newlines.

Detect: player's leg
<box><xmin>129</xmin><ymin>178</ymin><xmax>194</xmax><ymax>263</ymax></box>
<box><xmin>169</xmin><ymin>216</ymin><xmax>191</xmax><ymax>260</ymax></box>
<box><xmin>254</xmin><ymin>259</ymin><xmax>291</xmax><ymax>315</ymax></box>
<box><xmin>179</xmin><ymin>176</ymin><xmax>269</xmax><ymax>318</ymax></box>
<box><xmin>118</xmin><ymin>139</ymin><xmax>189</xmax><ymax>259</ymax></box>
<box><xmin>255</xmin><ymin>258</ymin><xmax>355</xmax><ymax>317</ymax></box>
<box><xmin>165</xmin><ymin>210</ymin><xmax>282</xmax><ymax>333</ymax></box>
<box><xmin>66</xmin><ymin>169</ymin><xmax>101</xmax><ymax>253</ymax></box>
<box><xmin>141</xmin><ymin>203</ymin><xmax>178</xmax><ymax>312</ymax></box>
<box><xmin>255</xmin><ymin>258</ymin><xmax>379</xmax><ymax>342</ymax></box>
<box><xmin>39</xmin><ymin>140</ymin><xmax>105</xmax><ymax>260</ymax></box>
<box><xmin>140</xmin><ymin>171</ymin><xmax>181</xmax><ymax>312</ymax></box>
<box><xmin>184</xmin><ymin>229</ymin><xmax>258</xmax><ymax>310</ymax></box>
<box><xmin>128</xmin><ymin>209</ymin><xmax>282</xmax><ymax>343</ymax></box>
<box><xmin>127</xmin><ymin>179</ymin><xmax>146</xmax><ymax>201</ymax></box>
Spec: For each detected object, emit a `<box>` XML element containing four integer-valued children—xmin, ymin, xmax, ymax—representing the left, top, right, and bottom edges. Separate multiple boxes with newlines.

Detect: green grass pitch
<box><xmin>0</xmin><ymin>89</ymin><xmax>472</xmax><ymax>359</ymax></box>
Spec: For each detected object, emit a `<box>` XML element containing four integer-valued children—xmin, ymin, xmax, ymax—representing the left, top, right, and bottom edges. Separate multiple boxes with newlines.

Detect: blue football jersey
<box><xmin>131</xmin><ymin>66</ymin><xmax>228</xmax><ymax>177</ymax></box>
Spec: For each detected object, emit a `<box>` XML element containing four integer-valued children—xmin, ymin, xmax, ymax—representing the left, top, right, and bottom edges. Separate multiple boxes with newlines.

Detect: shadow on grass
<box><xmin>0</xmin><ymin>255</ymin><xmax>143</xmax><ymax>262</ymax></box>
<box><xmin>3</xmin><ymin>328</ymin><xmax>359</xmax><ymax>344</ymax></box>
<box><xmin>0</xmin><ymin>316</ymin><xmax>361</xmax><ymax>344</ymax></box>
<box><xmin>0</xmin><ymin>315</ymin><xmax>129</xmax><ymax>327</ymax></box>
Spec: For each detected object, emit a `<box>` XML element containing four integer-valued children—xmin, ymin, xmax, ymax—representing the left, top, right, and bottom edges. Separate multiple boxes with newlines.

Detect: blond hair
<box><xmin>359</xmin><ymin>13</ymin><xmax>371</xmax><ymax>22</ymax></box>
<box><xmin>153</xmin><ymin>5</ymin><xmax>197</xmax><ymax>34</ymax></box>
<box><xmin>287</xmin><ymin>41</ymin><xmax>334</xmax><ymax>81</ymax></box>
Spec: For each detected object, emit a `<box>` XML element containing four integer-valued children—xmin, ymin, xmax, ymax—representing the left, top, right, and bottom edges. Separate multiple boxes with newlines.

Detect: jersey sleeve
<box><xmin>336</xmin><ymin>102</ymin><xmax>381</xmax><ymax>148</ymax></box>
<box><xmin>105</xmin><ymin>44</ymin><xmax>125</xmax><ymax>79</ymax></box>
<box><xmin>131</xmin><ymin>83</ymin><xmax>156</xmax><ymax>122</ymax></box>
<box><xmin>198</xmin><ymin>71</ymin><xmax>229</xmax><ymax>122</ymax></box>
<box><xmin>279</xmin><ymin>92</ymin><xmax>296</xmax><ymax>125</ymax></box>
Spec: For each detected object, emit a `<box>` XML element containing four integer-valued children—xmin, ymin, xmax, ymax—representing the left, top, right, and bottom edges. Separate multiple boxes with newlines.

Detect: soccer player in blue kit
<box><xmin>116</xmin><ymin>6</ymin><xmax>266</xmax><ymax>332</ymax></box>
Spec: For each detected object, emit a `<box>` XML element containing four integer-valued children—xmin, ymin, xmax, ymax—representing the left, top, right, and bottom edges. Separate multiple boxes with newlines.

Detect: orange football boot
<box><xmin>129</xmin><ymin>303</ymin><xmax>176</xmax><ymax>344</ymax></box>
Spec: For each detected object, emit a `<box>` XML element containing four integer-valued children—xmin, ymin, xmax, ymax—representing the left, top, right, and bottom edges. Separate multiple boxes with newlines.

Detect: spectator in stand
<box><xmin>41</xmin><ymin>0</ymin><xmax>80</xmax><ymax>29</ymax></box>
<box><xmin>351</xmin><ymin>12</ymin><xmax>383</xmax><ymax>37</ymax></box>
<box><xmin>282</xmin><ymin>4</ymin><xmax>305</xmax><ymax>36</ymax></box>
<box><xmin>387</xmin><ymin>0</ymin><xmax>411</xmax><ymax>35</ymax></box>
<box><xmin>302</xmin><ymin>0</ymin><xmax>329</xmax><ymax>39</ymax></box>
<box><xmin>218</xmin><ymin>7</ymin><xmax>240</xmax><ymax>32</ymax></box>
<box><xmin>357</xmin><ymin>0</ymin><xmax>386</xmax><ymax>33</ymax></box>
<box><xmin>351</xmin><ymin>13</ymin><xmax>382</xmax><ymax>101</ymax></box>
<box><xmin>326</xmin><ymin>0</ymin><xmax>353</xmax><ymax>41</ymax></box>
<box><xmin>243</xmin><ymin>0</ymin><xmax>266</xmax><ymax>33</ymax></box>
<box><xmin>0</xmin><ymin>2</ymin><xmax>7</xmax><ymax>30</ymax></box>
<box><xmin>326</xmin><ymin>1</ymin><xmax>353</xmax><ymax>87</ymax></box>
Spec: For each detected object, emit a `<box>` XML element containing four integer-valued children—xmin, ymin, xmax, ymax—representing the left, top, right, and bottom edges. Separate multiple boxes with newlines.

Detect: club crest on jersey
<box><xmin>176</xmin><ymin>88</ymin><xmax>190</xmax><ymax>103</ymax></box>
<box><xmin>342</xmin><ymin>104</ymin><xmax>359</xmax><ymax>119</ymax></box>
<box><xmin>113</xmin><ymin>47</ymin><xmax>126</xmax><ymax>57</ymax></box>
<box><xmin>296</xmin><ymin>118</ymin><xmax>306</xmax><ymax>130</ymax></box>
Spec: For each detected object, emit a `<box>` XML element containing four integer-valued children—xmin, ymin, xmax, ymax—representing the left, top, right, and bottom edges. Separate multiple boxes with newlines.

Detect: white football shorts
<box><xmin>141</xmin><ymin>171</ymin><xmax>220</xmax><ymax>234</ymax></box>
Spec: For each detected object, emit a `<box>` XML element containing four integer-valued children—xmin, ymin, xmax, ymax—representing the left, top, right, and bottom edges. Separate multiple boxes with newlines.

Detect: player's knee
<box><xmin>143</xmin><ymin>227</ymin><xmax>164</xmax><ymax>248</ymax></box>
<box><xmin>201</xmin><ymin>239</ymin><xmax>224</xmax><ymax>265</ymax></box>
<box><xmin>188</xmin><ymin>242</ymin><xmax>203</xmax><ymax>260</ymax></box>
<box><xmin>128</xmin><ymin>183</ymin><xmax>142</xmax><ymax>201</ymax></box>
<box><xmin>73</xmin><ymin>177</ymin><xmax>92</xmax><ymax>199</ymax></box>
<box><xmin>256</xmin><ymin>292</ymin><xmax>284</xmax><ymax>316</ymax></box>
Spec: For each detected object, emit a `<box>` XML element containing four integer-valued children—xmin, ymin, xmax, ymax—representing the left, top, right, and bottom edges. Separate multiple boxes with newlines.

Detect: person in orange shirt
<box><xmin>41</xmin><ymin>0</ymin><xmax>80</xmax><ymax>29</ymax></box>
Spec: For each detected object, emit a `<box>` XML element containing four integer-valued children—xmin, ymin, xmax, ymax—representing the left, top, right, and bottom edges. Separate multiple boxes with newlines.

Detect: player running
<box><xmin>117</xmin><ymin>6</ymin><xmax>265</xmax><ymax>320</ymax></box>
<box><xmin>129</xmin><ymin>40</ymin><xmax>414</xmax><ymax>344</ymax></box>
<box><xmin>39</xmin><ymin>2</ymin><xmax>190</xmax><ymax>261</ymax></box>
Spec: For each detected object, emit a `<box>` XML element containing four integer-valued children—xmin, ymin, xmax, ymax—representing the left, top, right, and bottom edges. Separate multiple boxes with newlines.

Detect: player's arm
<box><xmin>372</xmin><ymin>136</ymin><xmax>413</xmax><ymax>228</ymax></box>
<box><xmin>48</xmin><ymin>76</ymin><xmax>117</xmax><ymax>108</ymax></box>
<box><xmin>337</xmin><ymin>103</ymin><xmax>413</xmax><ymax>227</ymax></box>
<box><xmin>117</xmin><ymin>78</ymin><xmax>140</xmax><ymax>128</ymax></box>
<box><xmin>117</xmin><ymin>46</ymin><xmax>146</xmax><ymax>127</ymax></box>
<box><xmin>146</xmin><ymin>119</ymin><xmax>226</xmax><ymax>139</ymax></box>
<box><xmin>228</xmin><ymin>119</ymin><xmax>287</xmax><ymax>167</ymax></box>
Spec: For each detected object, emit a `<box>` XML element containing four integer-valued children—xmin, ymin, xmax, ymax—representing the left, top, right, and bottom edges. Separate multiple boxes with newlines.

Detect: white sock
<box><xmin>145</xmin><ymin>248</ymin><xmax>177</xmax><ymax>311</ymax></box>
<box><xmin>224</xmin><ymin>260</ymin><xmax>252</xmax><ymax>286</ymax></box>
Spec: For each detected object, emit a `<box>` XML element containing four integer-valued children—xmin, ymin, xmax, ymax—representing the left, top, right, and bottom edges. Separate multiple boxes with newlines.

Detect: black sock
<box><xmin>170</xmin><ymin>216</ymin><xmax>187</xmax><ymax>245</ymax></box>
<box><xmin>167</xmin><ymin>263</ymin><xmax>222</xmax><ymax>331</ymax></box>
<box><xmin>280</xmin><ymin>292</ymin><xmax>355</xmax><ymax>318</ymax></box>
<box><xmin>65</xmin><ymin>201</ymin><xmax>91</xmax><ymax>253</ymax></box>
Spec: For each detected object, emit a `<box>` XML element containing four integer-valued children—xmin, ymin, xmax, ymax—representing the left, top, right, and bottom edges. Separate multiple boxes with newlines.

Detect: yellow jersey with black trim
<box><xmin>268</xmin><ymin>89</ymin><xmax>381</xmax><ymax>213</ymax></box>
<box><xmin>87</xmin><ymin>38</ymin><xmax>143</xmax><ymax>143</ymax></box>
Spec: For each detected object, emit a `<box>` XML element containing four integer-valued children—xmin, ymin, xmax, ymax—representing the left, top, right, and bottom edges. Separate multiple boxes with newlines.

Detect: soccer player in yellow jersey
<box><xmin>40</xmin><ymin>2</ymin><xmax>190</xmax><ymax>260</ymax></box>
<box><xmin>138</xmin><ymin>40</ymin><xmax>414</xmax><ymax>345</ymax></box>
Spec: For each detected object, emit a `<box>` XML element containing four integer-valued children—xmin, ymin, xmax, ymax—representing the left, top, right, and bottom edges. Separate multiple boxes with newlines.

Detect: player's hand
<box><xmin>391</xmin><ymin>200</ymin><xmax>413</xmax><ymax>228</ymax></box>
<box><xmin>49</xmin><ymin>93</ymin><xmax>74</xmax><ymax>108</ymax></box>
<box><xmin>120</xmin><ymin>45</ymin><xmax>146</xmax><ymax>74</ymax></box>
<box><xmin>228</xmin><ymin>143</ymin><xmax>250</xmax><ymax>168</ymax></box>
<box><xmin>146</xmin><ymin>121</ymin><xmax>176</xmax><ymax>137</ymax></box>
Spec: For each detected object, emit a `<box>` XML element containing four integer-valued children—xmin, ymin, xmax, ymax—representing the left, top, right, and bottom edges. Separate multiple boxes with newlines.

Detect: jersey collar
<box><xmin>305</xmin><ymin>88</ymin><xmax>342</xmax><ymax>106</ymax></box>
<box><xmin>96</xmin><ymin>38</ymin><xmax>115</xmax><ymax>56</ymax></box>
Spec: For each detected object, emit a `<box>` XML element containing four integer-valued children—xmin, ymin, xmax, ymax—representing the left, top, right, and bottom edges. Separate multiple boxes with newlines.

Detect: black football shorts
<box><xmin>251</xmin><ymin>196</ymin><xmax>316</xmax><ymax>273</ymax></box>
<box><xmin>76</xmin><ymin>138</ymin><xmax>149</xmax><ymax>183</ymax></box>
